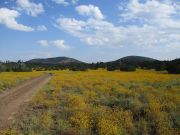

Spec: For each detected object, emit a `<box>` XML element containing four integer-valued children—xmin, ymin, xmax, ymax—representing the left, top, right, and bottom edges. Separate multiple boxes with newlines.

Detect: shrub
<box><xmin>120</xmin><ymin>64</ymin><xmax>136</xmax><ymax>72</ymax></box>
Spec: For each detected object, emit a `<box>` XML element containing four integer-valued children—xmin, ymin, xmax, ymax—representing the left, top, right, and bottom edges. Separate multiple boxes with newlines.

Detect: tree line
<box><xmin>0</xmin><ymin>59</ymin><xmax>179</xmax><ymax>74</ymax></box>
<box><xmin>26</xmin><ymin>58</ymin><xmax>180</xmax><ymax>74</ymax></box>
<box><xmin>0</xmin><ymin>61</ymin><xmax>32</xmax><ymax>72</ymax></box>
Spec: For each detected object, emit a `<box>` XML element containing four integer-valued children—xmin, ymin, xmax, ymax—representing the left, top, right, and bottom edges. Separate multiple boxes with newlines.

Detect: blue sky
<box><xmin>0</xmin><ymin>0</ymin><xmax>180</xmax><ymax>62</ymax></box>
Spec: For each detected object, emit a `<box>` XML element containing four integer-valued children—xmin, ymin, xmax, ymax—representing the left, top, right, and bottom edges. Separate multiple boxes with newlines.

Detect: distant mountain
<box><xmin>27</xmin><ymin>56</ymin><xmax>157</xmax><ymax>65</ymax></box>
<box><xmin>26</xmin><ymin>57</ymin><xmax>83</xmax><ymax>64</ymax></box>
<box><xmin>113</xmin><ymin>56</ymin><xmax>157</xmax><ymax>63</ymax></box>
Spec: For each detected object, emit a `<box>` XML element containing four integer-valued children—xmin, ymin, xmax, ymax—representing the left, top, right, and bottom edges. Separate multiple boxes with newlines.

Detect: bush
<box><xmin>166</xmin><ymin>63</ymin><xmax>180</xmax><ymax>74</ymax></box>
<box><xmin>120</xmin><ymin>64</ymin><xmax>136</xmax><ymax>72</ymax></box>
<box><xmin>0</xmin><ymin>61</ymin><xmax>32</xmax><ymax>72</ymax></box>
<box><xmin>107</xmin><ymin>66</ymin><xmax>117</xmax><ymax>71</ymax></box>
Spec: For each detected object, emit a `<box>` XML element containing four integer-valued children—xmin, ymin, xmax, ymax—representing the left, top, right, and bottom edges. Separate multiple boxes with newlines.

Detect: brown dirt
<box><xmin>0</xmin><ymin>74</ymin><xmax>51</xmax><ymax>130</ymax></box>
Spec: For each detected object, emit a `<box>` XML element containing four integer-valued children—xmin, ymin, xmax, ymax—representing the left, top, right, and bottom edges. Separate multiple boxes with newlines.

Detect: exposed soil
<box><xmin>0</xmin><ymin>74</ymin><xmax>51</xmax><ymax>130</ymax></box>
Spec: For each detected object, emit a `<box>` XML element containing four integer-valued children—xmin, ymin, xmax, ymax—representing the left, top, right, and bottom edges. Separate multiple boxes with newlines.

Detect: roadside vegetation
<box><xmin>0</xmin><ymin>61</ymin><xmax>32</xmax><ymax>72</ymax></box>
<box><xmin>0</xmin><ymin>72</ymin><xmax>42</xmax><ymax>92</ymax></box>
<box><xmin>2</xmin><ymin>69</ymin><xmax>180</xmax><ymax>135</ymax></box>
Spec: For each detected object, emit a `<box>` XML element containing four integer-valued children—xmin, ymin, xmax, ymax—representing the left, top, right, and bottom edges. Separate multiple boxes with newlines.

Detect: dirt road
<box><xmin>0</xmin><ymin>74</ymin><xmax>51</xmax><ymax>130</ymax></box>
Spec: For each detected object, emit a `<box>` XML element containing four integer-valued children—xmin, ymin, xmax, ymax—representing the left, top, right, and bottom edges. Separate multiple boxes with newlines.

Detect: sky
<box><xmin>0</xmin><ymin>0</ymin><xmax>180</xmax><ymax>62</ymax></box>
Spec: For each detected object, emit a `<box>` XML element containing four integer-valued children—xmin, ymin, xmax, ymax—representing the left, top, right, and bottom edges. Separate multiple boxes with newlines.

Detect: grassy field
<box><xmin>2</xmin><ymin>70</ymin><xmax>180</xmax><ymax>135</ymax></box>
<box><xmin>0</xmin><ymin>72</ymin><xmax>42</xmax><ymax>92</ymax></box>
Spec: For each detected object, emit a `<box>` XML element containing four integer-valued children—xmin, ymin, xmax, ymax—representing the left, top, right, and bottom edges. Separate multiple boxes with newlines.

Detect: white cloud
<box><xmin>75</xmin><ymin>5</ymin><xmax>104</xmax><ymax>20</ymax></box>
<box><xmin>37</xmin><ymin>39</ymin><xmax>71</xmax><ymax>50</ymax></box>
<box><xmin>17</xmin><ymin>0</ymin><xmax>44</xmax><ymax>17</ymax></box>
<box><xmin>52</xmin><ymin>0</ymin><xmax>68</xmax><ymax>6</ymax></box>
<box><xmin>0</xmin><ymin>8</ymin><xmax>34</xmax><ymax>32</ymax></box>
<box><xmin>55</xmin><ymin>2</ymin><xmax>180</xmax><ymax>52</ymax></box>
<box><xmin>37</xmin><ymin>25</ymin><xmax>47</xmax><ymax>31</ymax></box>
<box><xmin>56</xmin><ymin>17</ymin><xmax>127</xmax><ymax>47</ymax></box>
<box><xmin>52</xmin><ymin>0</ymin><xmax>78</xmax><ymax>6</ymax></box>
<box><xmin>120</xmin><ymin>0</ymin><xmax>180</xmax><ymax>29</ymax></box>
<box><xmin>56</xmin><ymin>17</ymin><xmax>86</xmax><ymax>32</ymax></box>
<box><xmin>37</xmin><ymin>40</ymin><xmax>49</xmax><ymax>47</ymax></box>
<box><xmin>51</xmin><ymin>40</ymin><xmax>71</xmax><ymax>49</ymax></box>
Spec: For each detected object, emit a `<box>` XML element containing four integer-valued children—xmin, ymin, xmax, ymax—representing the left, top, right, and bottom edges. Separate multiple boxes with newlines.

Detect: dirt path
<box><xmin>0</xmin><ymin>74</ymin><xmax>51</xmax><ymax>130</ymax></box>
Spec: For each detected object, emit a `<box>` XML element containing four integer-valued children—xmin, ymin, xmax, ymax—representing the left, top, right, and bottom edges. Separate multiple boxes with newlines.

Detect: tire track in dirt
<box><xmin>0</xmin><ymin>73</ymin><xmax>52</xmax><ymax>130</ymax></box>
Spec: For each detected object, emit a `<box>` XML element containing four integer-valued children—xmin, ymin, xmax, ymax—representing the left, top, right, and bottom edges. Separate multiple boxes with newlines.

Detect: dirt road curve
<box><xmin>0</xmin><ymin>74</ymin><xmax>51</xmax><ymax>130</ymax></box>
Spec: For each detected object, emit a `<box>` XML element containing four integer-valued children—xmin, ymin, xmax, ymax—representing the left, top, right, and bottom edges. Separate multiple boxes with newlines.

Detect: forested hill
<box><xmin>114</xmin><ymin>56</ymin><xmax>156</xmax><ymax>63</ymax></box>
<box><xmin>27</xmin><ymin>57</ymin><xmax>83</xmax><ymax>64</ymax></box>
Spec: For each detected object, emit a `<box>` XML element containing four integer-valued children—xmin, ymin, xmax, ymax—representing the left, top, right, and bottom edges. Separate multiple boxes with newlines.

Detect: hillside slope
<box><xmin>27</xmin><ymin>57</ymin><xmax>83</xmax><ymax>64</ymax></box>
<box><xmin>114</xmin><ymin>56</ymin><xmax>156</xmax><ymax>63</ymax></box>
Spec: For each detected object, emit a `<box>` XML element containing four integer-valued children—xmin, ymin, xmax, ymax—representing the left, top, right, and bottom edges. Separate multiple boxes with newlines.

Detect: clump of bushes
<box><xmin>0</xmin><ymin>61</ymin><xmax>32</xmax><ymax>72</ymax></box>
<box><xmin>106</xmin><ymin>63</ymin><xmax>136</xmax><ymax>71</ymax></box>
<box><xmin>120</xmin><ymin>64</ymin><xmax>136</xmax><ymax>72</ymax></box>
